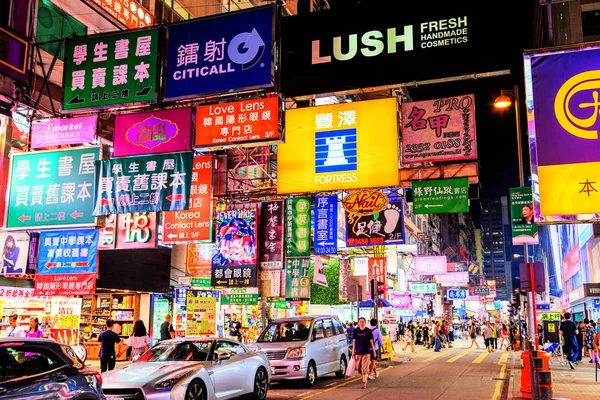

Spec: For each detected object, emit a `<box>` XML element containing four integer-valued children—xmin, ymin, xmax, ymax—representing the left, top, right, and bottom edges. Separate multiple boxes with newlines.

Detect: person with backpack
<box><xmin>368</xmin><ymin>319</ymin><xmax>384</xmax><ymax>380</ymax></box>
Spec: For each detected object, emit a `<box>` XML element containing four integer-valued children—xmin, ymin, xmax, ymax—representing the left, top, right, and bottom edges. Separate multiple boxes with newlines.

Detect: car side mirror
<box><xmin>217</xmin><ymin>353</ymin><xmax>231</xmax><ymax>363</ymax></box>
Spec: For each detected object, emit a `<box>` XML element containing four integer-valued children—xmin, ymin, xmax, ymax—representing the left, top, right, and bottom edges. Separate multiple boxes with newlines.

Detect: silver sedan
<box><xmin>102</xmin><ymin>337</ymin><xmax>270</xmax><ymax>400</ymax></box>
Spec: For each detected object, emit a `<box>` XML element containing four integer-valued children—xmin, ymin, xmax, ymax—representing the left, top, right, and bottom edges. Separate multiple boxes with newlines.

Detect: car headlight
<box><xmin>286</xmin><ymin>347</ymin><xmax>306</xmax><ymax>359</ymax></box>
<box><xmin>154</xmin><ymin>371</ymin><xmax>190</xmax><ymax>391</ymax></box>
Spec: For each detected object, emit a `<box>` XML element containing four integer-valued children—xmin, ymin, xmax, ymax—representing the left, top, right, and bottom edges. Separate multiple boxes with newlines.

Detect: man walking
<box><xmin>160</xmin><ymin>314</ymin><xmax>175</xmax><ymax>342</ymax></box>
<box><xmin>368</xmin><ymin>319</ymin><xmax>384</xmax><ymax>380</ymax></box>
<box><xmin>98</xmin><ymin>319</ymin><xmax>121</xmax><ymax>372</ymax></box>
<box><xmin>560</xmin><ymin>312</ymin><xmax>579</xmax><ymax>369</ymax></box>
<box><xmin>352</xmin><ymin>317</ymin><xmax>377</xmax><ymax>389</ymax></box>
<box><xmin>483</xmin><ymin>321</ymin><xmax>494</xmax><ymax>352</ymax></box>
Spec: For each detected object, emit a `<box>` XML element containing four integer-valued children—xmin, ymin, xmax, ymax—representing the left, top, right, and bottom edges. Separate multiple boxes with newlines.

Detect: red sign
<box><xmin>50</xmin><ymin>329</ymin><xmax>78</xmax><ymax>346</ymax></box>
<box><xmin>195</xmin><ymin>97</ymin><xmax>281</xmax><ymax>148</ymax></box>
<box><xmin>562</xmin><ymin>246</ymin><xmax>580</xmax><ymax>281</ymax></box>
<box><xmin>34</xmin><ymin>273</ymin><xmax>96</xmax><ymax>296</ymax></box>
<box><xmin>369</xmin><ymin>257</ymin><xmax>387</xmax><ymax>296</ymax></box>
<box><xmin>162</xmin><ymin>156</ymin><xmax>213</xmax><ymax>244</ymax></box>
<box><xmin>91</xmin><ymin>0</ymin><xmax>154</xmax><ymax>30</ymax></box>
<box><xmin>0</xmin><ymin>286</ymin><xmax>48</xmax><ymax>299</ymax></box>
<box><xmin>99</xmin><ymin>212</ymin><xmax>157</xmax><ymax>249</ymax></box>
<box><xmin>186</xmin><ymin>243</ymin><xmax>213</xmax><ymax>277</ymax></box>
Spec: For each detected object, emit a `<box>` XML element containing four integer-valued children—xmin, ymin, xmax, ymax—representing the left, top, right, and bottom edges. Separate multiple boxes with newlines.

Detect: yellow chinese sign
<box><xmin>186</xmin><ymin>294</ymin><xmax>216</xmax><ymax>336</ymax></box>
<box><xmin>278</xmin><ymin>98</ymin><xmax>399</xmax><ymax>193</ymax></box>
<box><xmin>50</xmin><ymin>297</ymin><xmax>82</xmax><ymax>329</ymax></box>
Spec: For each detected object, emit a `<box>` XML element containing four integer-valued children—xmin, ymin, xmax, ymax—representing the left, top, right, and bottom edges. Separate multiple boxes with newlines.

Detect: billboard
<box><xmin>414</xmin><ymin>256</ymin><xmax>447</xmax><ymax>275</ymax></box>
<box><xmin>401</xmin><ymin>94</ymin><xmax>477</xmax><ymax>164</ymax></box>
<box><xmin>285</xmin><ymin>197</ymin><xmax>311</xmax><ymax>257</ymax></box>
<box><xmin>165</xmin><ymin>6</ymin><xmax>275</xmax><ymax>100</ymax></box>
<box><xmin>259</xmin><ymin>201</ymin><xmax>284</xmax><ymax>269</ymax></box>
<box><xmin>62</xmin><ymin>28</ymin><xmax>160</xmax><ymax>111</ymax></box>
<box><xmin>114</xmin><ymin>108</ymin><xmax>192</xmax><ymax>157</ymax></box>
<box><xmin>31</xmin><ymin>116</ymin><xmax>98</xmax><ymax>149</ymax></box>
<box><xmin>524</xmin><ymin>44</ymin><xmax>600</xmax><ymax>221</ymax></box>
<box><xmin>278</xmin><ymin>98</ymin><xmax>399</xmax><ymax>193</ymax></box>
<box><xmin>412</xmin><ymin>178</ymin><xmax>469</xmax><ymax>214</ymax></box>
<box><xmin>97</xmin><ymin>212</ymin><xmax>158</xmax><ymax>250</ymax></box>
<box><xmin>89</xmin><ymin>0</ymin><xmax>154</xmax><ymax>29</ymax></box>
<box><xmin>509</xmin><ymin>187</ymin><xmax>539</xmax><ymax>244</ymax></box>
<box><xmin>346</xmin><ymin>197</ymin><xmax>405</xmax><ymax>247</ymax></box>
<box><xmin>314</xmin><ymin>196</ymin><xmax>338</xmax><ymax>255</ymax></box>
<box><xmin>37</xmin><ymin>228</ymin><xmax>98</xmax><ymax>275</ymax></box>
<box><xmin>0</xmin><ymin>231</ymin><xmax>30</xmax><ymax>275</ymax></box>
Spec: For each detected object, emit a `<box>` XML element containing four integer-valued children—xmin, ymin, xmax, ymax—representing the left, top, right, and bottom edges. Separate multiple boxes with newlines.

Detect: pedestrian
<box><xmin>6</xmin><ymin>314</ymin><xmax>25</xmax><ymax>338</ymax></box>
<box><xmin>160</xmin><ymin>314</ymin><xmax>175</xmax><ymax>342</ymax></box>
<box><xmin>499</xmin><ymin>323</ymin><xmax>510</xmax><ymax>350</ymax></box>
<box><xmin>98</xmin><ymin>319</ymin><xmax>121</xmax><ymax>373</ymax></box>
<box><xmin>576</xmin><ymin>321</ymin><xmax>585</xmax><ymax>362</ymax></box>
<box><xmin>398</xmin><ymin>320</ymin><xmax>405</xmax><ymax>341</ymax></box>
<box><xmin>26</xmin><ymin>317</ymin><xmax>44</xmax><ymax>338</ymax></box>
<box><xmin>433</xmin><ymin>321</ymin><xmax>442</xmax><ymax>352</ymax></box>
<box><xmin>483</xmin><ymin>322</ymin><xmax>494</xmax><ymax>352</ymax></box>
<box><xmin>347</xmin><ymin>322</ymin><xmax>355</xmax><ymax>353</ymax></box>
<box><xmin>492</xmin><ymin>323</ymin><xmax>499</xmax><ymax>350</ymax></box>
<box><xmin>422</xmin><ymin>322</ymin><xmax>430</xmax><ymax>347</ymax></box>
<box><xmin>415</xmin><ymin>321</ymin><xmax>422</xmax><ymax>345</ymax></box>
<box><xmin>508</xmin><ymin>322</ymin><xmax>517</xmax><ymax>351</ymax></box>
<box><xmin>119</xmin><ymin>320</ymin><xmax>150</xmax><ymax>361</ymax></box>
<box><xmin>559</xmin><ymin>312</ymin><xmax>579</xmax><ymax>369</ymax></box>
<box><xmin>585</xmin><ymin>318</ymin><xmax>595</xmax><ymax>363</ymax></box>
<box><xmin>352</xmin><ymin>317</ymin><xmax>377</xmax><ymax>389</ymax></box>
<box><xmin>368</xmin><ymin>319</ymin><xmax>384</xmax><ymax>380</ymax></box>
<box><xmin>229</xmin><ymin>314</ymin><xmax>243</xmax><ymax>342</ymax></box>
<box><xmin>403</xmin><ymin>325</ymin><xmax>415</xmax><ymax>352</ymax></box>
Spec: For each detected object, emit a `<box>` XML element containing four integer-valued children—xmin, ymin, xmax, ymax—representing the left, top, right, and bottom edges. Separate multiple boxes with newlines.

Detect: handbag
<box><xmin>345</xmin><ymin>356</ymin><xmax>356</xmax><ymax>377</ymax></box>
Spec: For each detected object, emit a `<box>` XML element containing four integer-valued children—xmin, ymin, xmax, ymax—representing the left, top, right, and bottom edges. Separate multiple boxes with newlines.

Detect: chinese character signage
<box><xmin>165</xmin><ymin>6</ymin><xmax>274</xmax><ymax>100</ymax></box>
<box><xmin>338</xmin><ymin>258</ymin><xmax>350</xmax><ymax>302</ymax></box>
<box><xmin>34</xmin><ymin>273</ymin><xmax>96</xmax><ymax>297</ymax></box>
<box><xmin>369</xmin><ymin>257</ymin><xmax>387</xmax><ymax>295</ymax></box>
<box><xmin>90</xmin><ymin>0</ymin><xmax>154</xmax><ymax>30</ymax></box>
<box><xmin>278</xmin><ymin>98</ymin><xmax>399</xmax><ymax>193</ymax></box>
<box><xmin>162</xmin><ymin>156</ymin><xmax>213</xmax><ymax>244</ymax></box>
<box><xmin>509</xmin><ymin>187</ymin><xmax>539</xmax><ymax>245</ymax></box>
<box><xmin>401</xmin><ymin>94</ymin><xmax>477</xmax><ymax>164</ymax></box>
<box><xmin>261</xmin><ymin>269</ymin><xmax>282</xmax><ymax>298</ymax></box>
<box><xmin>212</xmin><ymin>261</ymin><xmax>257</xmax><ymax>288</ymax></box>
<box><xmin>470</xmin><ymin>286</ymin><xmax>490</xmax><ymax>296</ymax></box>
<box><xmin>412</xmin><ymin>178</ymin><xmax>469</xmax><ymax>214</ymax></box>
<box><xmin>187</xmin><ymin>243</ymin><xmax>213</xmax><ymax>277</ymax></box>
<box><xmin>0</xmin><ymin>25</ymin><xmax>29</xmax><ymax>83</ymax></box>
<box><xmin>31</xmin><ymin>116</ymin><xmax>98</xmax><ymax>149</ymax></box>
<box><xmin>0</xmin><ymin>231</ymin><xmax>30</xmax><ymax>275</ymax></box>
<box><xmin>414</xmin><ymin>256</ymin><xmax>447</xmax><ymax>275</ymax></box>
<box><xmin>63</xmin><ymin>28</ymin><xmax>159</xmax><ymax>111</ymax></box>
<box><xmin>93</xmin><ymin>152</ymin><xmax>193</xmax><ymax>215</ymax></box>
<box><xmin>196</xmin><ymin>96</ymin><xmax>282</xmax><ymax>148</ymax></box>
<box><xmin>98</xmin><ymin>212</ymin><xmax>157</xmax><ymax>250</ymax></box>
<box><xmin>37</xmin><ymin>228</ymin><xmax>98</xmax><ymax>274</ymax></box>
<box><xmin>285</xmin><ymin>198</ymin><xmax>310</xmax><ymax>257</ymax></box>
<box><xmin>285</xmin><ymin>257</ymin><xmax>310</xmax><ymax>301</ymax></box>
<box><xmin>314</xmin><ymin>196</ymin><xmax>337</xmax><ymax>255</ymax></box>
<box><xmin>409</xmin><ymin>283</ymin><xmax>437</xmax><ymax>294</ymax></box>
<box><xmin>346</xmin><ymin>197</ymin><xmax>405</xmax><ymax>247</ymax></box>
<box><xmin>186</xmin><ymin>291</ymin><xmax>216</xmax><ymax>336</ymax></box>
<box><xmin>220</xmin><ymin>288</ymin><xmax>259</xmax><ymax>305</ymax></box>
<box><xmin>6</xmin><ymin>147</ymin><xmax>100</xmax><ymax>229</ymax></box>
<box><xmin>259</xmin><ymin>201</ymin><xmax>284</xmax><ymax>269</ymax></box>
<box><xmin>0</xmin><ymin>287</ymin><xmax>47</xmax><ymax>299</ymax></box>
<box><xmin>50</xmin><ymin>297</ymin><xmax>81</xmax><ymax>346</ymax></box>
<box><xmin>448</xmin><ymin>289</ymin><xmax>467</xmax><ymax>300</ymax></box>
<box><xmin>388</xmin><ymin>291</ymin><xmax>412</xmax><ymax>309</ymax></box>
<box><xmin>114</xmin><ymin>108</ymin><xmax>192</xmax><ymax>157</ymax></box>
<box><xmin>435</xmin><ymin>272</ymin><xmax>468</xmax><ymax>285</ymax></box>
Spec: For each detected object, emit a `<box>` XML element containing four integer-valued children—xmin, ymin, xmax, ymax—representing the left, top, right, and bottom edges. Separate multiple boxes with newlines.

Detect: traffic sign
<box><xmin>412</xmin><ymin>178</ymin><xmax>469</xmax><ymax>214</ymax></box>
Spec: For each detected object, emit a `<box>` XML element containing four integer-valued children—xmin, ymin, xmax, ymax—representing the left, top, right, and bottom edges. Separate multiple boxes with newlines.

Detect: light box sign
<box><xmin>90</xmin><ymin>0</ymin><xmax>154</xmax><ymax>30</ymax></box>
<box><xmin>388</xmin><ymin>291</ymin><xmax>412</xmax><ymax>309</ymax></box>
<box><xmin>524</xmin><ymin>44</ymin><xmax>600</xmax><ymax>220</ymax></box>
<box><xmin>509</xmin><ymin>187</ymin><xmax>539</xmax><ymax>244</ymax></box>
<box><xmin>0</xmin><ymin>25</ymin><xmax>29</xmax><ymax>83</ymax></box>
<box><xmin>409</xmin><ymin>283</ymin><xmax>437</xmax><ymax>294</ymax></box>
<box><xmin>448</xmin><ymin>289</ymin><xmax>467</xmax><ymax>300</ymax></box>
<box><xmin>187</xmin><ymin>243</ymin><xmax>213</xmax><ymax>277</ymax></box>
<box><xmin>414</xmin><ymin>256</ymin><xmax>447</xmax><ymax>275</ymax></box>
<box><xmin>195</xmin><ymin>97</ymin><xmax>282</xmax><ymax>148</ymax></box>
<box><xmin>37</xmin><ymin>228</ymin><xmax>98</xmax><ymax>274</ymax></box>
<box><xmin>98</xmin><ymin>212</ymin><xmax>157</xmax><ymax>250</ymax></box>
<box><xmin>31</xmin><ymin>116</ymin><xmax>98</xmax><ymax>149</ymax></box>
<box><xmin>285</xmin><ymin>197</ymin><xmax>311</xmax><ymax>257</ymax></box>
<box><xmin>6</xmin><ymin>147</ymin><xmax>100</xmax><ymax>230</ymax></box>
<box><xmin>259</xmin><ymin>201</ymin><xmax>284</xmax><ymax>269</ymax></box>
<box><xmin>435</xmin><ymin>272</ymin><xmax>468</xmax><ymax>285</ymax></box>
<box><xmin>0</xmin><ymin>232</ymin><xmax>30</xmax><ymax>276</ymax></box>
<box><xmin>165</xmin><ymin>6</ymin><xmax>275</xmax><ymax>101</ymax></box>
<box><xmin>401</xmin><ymin>94</ymin><xmax>477</xmax><ymax>164</ymax></box>
<box><xmin>62</xmin><ymin>28</ymin><xmax>160</xmax><ymax>111</ymax></box>
<box><xmin>285</xmin><ymin>257</ymin><xmax>311</xmax><ymax>301</ymax></box>
<box><xmin>314</xmin><ymin>195</ymin><xmax>338</xmax><ymax>255</ymax></box>
<box><xmin>346</xmin><ymin>196</ymin><xmax>405</xmax><ymax>247</ymax></box>
<box><xmin>412</xmin><ymin>178</ymin><xmax>469</xmax><ymax>214</ymax></box>
<box><xmin>114</xmin><ymin>108</ymin><xmax>192</xmax><ymax>157</ymax></box>
<box><xmin>34</xmin><ymin>273</ymin><xmax>96</xmax><ymax>297</ymax></box>
<box><xmin>278</xmin><ymin>98</ymin><xmax>399</xmax><ymax>193</ymax></box>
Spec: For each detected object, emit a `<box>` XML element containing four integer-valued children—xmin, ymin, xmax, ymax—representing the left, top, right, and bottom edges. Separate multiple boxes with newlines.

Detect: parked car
<box><xmin>102</xmin><ymin>337</ymin><xmax>269</xmax><ymax>400</ymax></box>
<box><xmin>251</xmin><ymin>315</ymin><xmax>349</xmax><ymax>386</ymax></box>
<box><xmin>0</xmin><ymin>337</ymin><xmax>104</xmax><ymax>399</ymax></box>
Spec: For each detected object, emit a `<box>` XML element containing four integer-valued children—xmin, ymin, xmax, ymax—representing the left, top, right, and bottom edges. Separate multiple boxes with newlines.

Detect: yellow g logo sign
<box><xmin>554</xmin><ymin>70</ymin><xmax>600</xmax><ymax>139</ymax></box>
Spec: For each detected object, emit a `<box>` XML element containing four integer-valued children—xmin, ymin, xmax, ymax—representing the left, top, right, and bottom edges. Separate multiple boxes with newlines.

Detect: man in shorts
<box><xmin>352</xmin><ymin>317</ymin><xmax>377</xmax><ymax>389</ymax></box>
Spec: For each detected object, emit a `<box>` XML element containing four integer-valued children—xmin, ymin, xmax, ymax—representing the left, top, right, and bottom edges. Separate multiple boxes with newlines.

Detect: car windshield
<box><xmin>257</xmin><ymin>320</ymin><xmax>312</xmax><ymax>342</ymax></box>
<box><xmin>136</xmin><ymin>341</ymin><xmax>213</xmax><ymax>362</ymax></box>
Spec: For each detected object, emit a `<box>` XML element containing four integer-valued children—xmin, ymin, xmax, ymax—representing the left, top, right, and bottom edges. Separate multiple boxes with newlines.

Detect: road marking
<box><xmin>472</xmin><ymin>351</ymin><xmax>490</xmax><ymax>364</ymax></box>
<box><xmin>446</xmin><ymin>348</ymin><xmax>472</xmax><ymax>363</ymax></box>
<box><xmin>296</xmin><ymin>391</ymin><xmax>313</xmax><ymax>397</ymax></box>
<box><xmin>491</xmin><ymin>364</ymin><xmax>507</xmax><ymax>400</ymax></box>
<box><xmin>407</xmin><ymin>348</ymin><xmax>434</xmax><ymax>358</ymax></box>
<box><xmin>299</xmin><ymin>366</ymin><xmax>392</xmax><ymax>400</ymax></box>
<box><xmin>423</xmin><ymin>351</ymin><xmax>447</xmax><ymax>362</ymax></box>
<box><xmin>498</xmin><ymin>351</ymin><xmax>509</xmax><ymax>365</ymax></box>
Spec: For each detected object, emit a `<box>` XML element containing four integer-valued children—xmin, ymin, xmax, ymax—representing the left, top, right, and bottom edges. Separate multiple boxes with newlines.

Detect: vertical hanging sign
<box><xmin>285</xmin><ymin>257</ymin><xmax>310</xmax><ymax>301</ymax></box>
<box><xmin>259</xmin><ymin>201</ymin><xmax>284</xmax><ymax>269</ymax></box>
<box><xmin>285</xmin><ymin>197</ymin><xmax>311</xmax><ymax>257</ymax></box>
<box><xmin>314</xmin><ymin>195</ymin><xmax>338</xmax><ymax>255</ymax></box>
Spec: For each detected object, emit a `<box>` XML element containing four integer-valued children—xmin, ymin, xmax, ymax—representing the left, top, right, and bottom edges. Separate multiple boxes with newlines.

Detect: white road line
<box><xmin>296</xmin><ymin>391</ymin><xmax>313</xmax><ymax>397</ymax></box>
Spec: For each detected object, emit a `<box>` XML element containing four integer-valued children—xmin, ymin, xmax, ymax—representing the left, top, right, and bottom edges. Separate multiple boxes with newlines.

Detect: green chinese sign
<box><xmin>6</xmin><ymin>147</ymin><xmax>100</xmax><ymax>229</ymax></box>
<box><xmin>285</xmin><ymin>258</ymin><xmax>311</xmax><ymax>301</ymax></box>
<box><xmin>37</xmin><ymin>0</ymin><xmax>87</xmax><ymax>61</ymax></box>
<box><xmin>409</xmin><ymin>283</ymin><xmax>437</xmax><ymax>293</ymax></box>
<box><xmin>274</xmin><ymin>301</ymin><xmax>290</xmax><ymax>309</ymax></box>
<box><xmin>285</xmin><ymin>197</ymin><xmax>311</xmax><ymax>256</ymax></box>
<box><xmin>509</xmin><ymin>187</ymin><xmax>539</xmax><ymax>245</ymax></box>
<box><xmin>191</xmin><ymin>277</ymin><xmax>211</xmax><ymax>288</ymax></box>
<box><xmin>541</xmin><ymin>312</ymin><xmax>561</xmax><ymax>322</ymax></box>
<box><xmin>220</xmin><ymin>288</ymin><xmax>259</xmax><ymax>305</ymax></box>
<box><xmin>413</xmin><ymin>178</ymin><xmax>469</xmax><ymax>214</ymax></box>
<box><xmin>63</xmin><ymin>28</ymin><xmax>159</xmax><ymax>111</ymax></box>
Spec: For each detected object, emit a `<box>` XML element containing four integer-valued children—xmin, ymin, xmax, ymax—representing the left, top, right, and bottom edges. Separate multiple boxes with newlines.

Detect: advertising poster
<box><xmin>187</xmin><ymin>243</ymin><xmax>213</xmax><ymax>277</ymax></box>
<box><xmin>414</xmin><ymin>256</ymin><xmax>447</xmax><ymax>275</ymax></box>
<box><xmin>285</xmin><ymin>257</ymin><xmax>310</xmax><ymax>301</ymax></box>
<box><xmin>338</xmin><ymin>258</ymin><xmax>350</xmax><ymax>302</ymax></box>
<box><xmin>196</xmin><ymin>96</ymin><xmax>282</xmax><ymax>148</ymax></box>
<box><xmin>346</xmin><ymin>198</ymin><xmax>405</xmax><ymax>247</ymax></box>
<box><xmin>31</xmin><ymin>115</ymin><xmax>97</xmax><ymax>149</ymax></box>
<box><xmin>93</xmin><ymin>152</ymin><xmax>194</xmax><ymax>215</ymax></box>
<box><xmin>313</xmin><ymin>256</ymin><xmax>328</xmax><ymax>287</ymax></box>
<box><xmin>314</xmin><ymin>195</ymin><xmax>338</xmax><ymax>255</ymax></box>
<box><xmin>114</xmin><ymin>108</ymin><xmax>193</xmax><ymax>157</ymax></box>
<box><xmin>353</xmin><ymin>257</ymin><xmax>369</xmax><ymax>276</ymax></box>
<box><xmin>261</xmin><ymin>269</ymin><xmax>282</xmax><ymax>299</ymax></box>
<box><xmin>50</xmin><ymin>297</ymin><xmax>81</xmax><ymax>346</ymax></box>
<box><xmin>401</xmin><ymin>94</ymin><xmax>477</xmax><ymax>164</ymax></box>
<box><xmin>165</xmin><ymin>6</ymin><xmax>274</xmax><ymax>100</ymax></box>
<box><xmin>259</xmin><ymin>201</ymin><xmax>284</xmax><ymax>269</ymax></box>
<box><xmin>34</xmin><ymin>273</ymin><xmax>96</xmax><ymax>297</ymax></box>
<box><xmin>220</xmin><ymin>288</ymin><xmax>259</xmax><ymax>305</ymax></box>
<box><xmin>369</xmin><ymin>257</ymin><xmax>387</xmax><ymax>295</ymax></box>
<box><xmin>98</xmin><ymin>212</ymin><xmax>157</xmax><ymax>250</ymax></box>
<box><xmin>412</xmin><ymin>178</ymin><xmax>469</xmax><ymax>214</ymax></box>
<box><xmin>37</xmin><ymin>228</ymin><xmax>98</xmax><ymax>275</ymax></box>
<box><xmin>6</xmin><ymin>147</ymin><xmax>100</xmax><ymax>229</ymax></box>
<box><xmin>278</xmin><ymin>98</ymin><xmax>399</xmax><ymax>193</ymax></box>
<box><xmin>186</xmin><ymin>291</ymin><xmax>216</xmax><ymax>336</ymax></box>
<box><xmin>90</xmin><ymin>0</ymin><xmax>154</xmax><ymax>29</ymax></box>
<box><xmin>0</xmin><ymin>232</ymin><xmax>30</xmax><ymax>275</ymax></box>
<box><xmin>151</xmin><ymin>295</ymin><xmax>170</xmax><ymax>345</ymax></box>
<box><xmin>388</xmin><ymin>291</ymin><xmax>412</xmax><ymax>309</ymax></box>
<box><xmin>63</xmin><ymin>28</ymin><xmax>160</xmax><ymax>111</ymax></box>
<box><xmin>162</xmin><ymin>155</ymin><xmax>213</xmax><ymax>244</ymax></box>
<box><xmin>509</xmin><ymin>187</ymin><xmax>539</xmax><ymax>245</ymax></box>
<box><xmin>285</xmin><ymin>197</ymin><xmax>311</xmax><ymax>257</ymax></box>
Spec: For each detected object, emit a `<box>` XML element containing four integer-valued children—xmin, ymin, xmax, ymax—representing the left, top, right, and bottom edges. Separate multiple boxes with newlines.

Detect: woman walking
<box><xmin>402</xmin><ymin>325</ymin><xmax>415</xmax><ymax>352</ymax></box>
<box><xmin>499</xmin><ymin>323</ymin><xmax>510</xmax><ymax>350</ymax></box>
<box><xmin>119</xmin><ymin>320</ymin><xmax>150</xmax><ymax>361</ymax></box>
<box><xmin>26</xmin><ymin>317</ymin><xmax>44</xmax><ymax>338</ymax></box>
<box><xmin>469</xmin><ymin>323</ymin><xmax>480</xmax><ymax>349</ymax></box>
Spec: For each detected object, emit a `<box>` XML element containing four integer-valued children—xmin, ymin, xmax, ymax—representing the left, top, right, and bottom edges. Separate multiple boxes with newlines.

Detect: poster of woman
<box><xmin>212</xmin><ymin>208</ymin><xmax>257</xmax><ymax>267</ymax></box>
<box><xmin>0</xmin><ymin>232</ymin><xmax>30</xmax><ymax>275</ymax></box>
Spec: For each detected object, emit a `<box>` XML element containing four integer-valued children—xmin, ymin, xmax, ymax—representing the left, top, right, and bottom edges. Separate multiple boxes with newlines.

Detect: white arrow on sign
<box><xmin>167</xmin><ymin>233</ymin><xmax>178</xmax><ymax>239</ymax></box>
<box><xmin>318</xmin><ymin>241</ymin><xmax>334</xmax><ymax>247</ymax></box>
<box><xmin>424</xmin><ymin>204</ymin><xmax>444</xmax><ymax>208</ymax></box>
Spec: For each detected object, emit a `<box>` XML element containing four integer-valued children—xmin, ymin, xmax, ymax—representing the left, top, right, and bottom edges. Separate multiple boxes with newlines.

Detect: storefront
<box><xmin>0</xmin><ymin>286</ymin><xmax>50</xmax><ymax>336</ymax></box>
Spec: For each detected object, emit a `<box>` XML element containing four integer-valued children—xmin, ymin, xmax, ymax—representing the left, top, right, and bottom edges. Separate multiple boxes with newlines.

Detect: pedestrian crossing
<box><xmin>394</xmin><ymin>342</ymin><xmax>511</xmax><ymax>365</ymax></box>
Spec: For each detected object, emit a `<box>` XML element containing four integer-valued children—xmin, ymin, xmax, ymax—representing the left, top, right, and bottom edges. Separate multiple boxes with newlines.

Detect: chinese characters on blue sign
<box><xmin>447</xmin><ymin>289</ymin><xmax>467</xmax><ymax>300</ymax></box>
<box><xmin>93</xmin><ymin>152</ymin><xmax>194</xmax><ymax>215</ymax></box>
<box><xmin>314</xmin><ymin>196</ymin><xmax>337</xmax><ymax>255</ymax></box>
<box><xmin>165</xmin><ymin>6</ymin><xmax>274</xmax><ymax>100</ymax></box>
<box><xmin>37</xmin><ymin>229</ymin><xmax>98</xmax><ymax>274</ymax></box>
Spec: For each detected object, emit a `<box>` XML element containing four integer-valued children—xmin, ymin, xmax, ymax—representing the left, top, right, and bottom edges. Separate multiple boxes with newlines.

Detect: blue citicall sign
<box><xmin>165</xmin><ymin>6</ymin><xmax>274</xmax><ymax>100</ymax></box>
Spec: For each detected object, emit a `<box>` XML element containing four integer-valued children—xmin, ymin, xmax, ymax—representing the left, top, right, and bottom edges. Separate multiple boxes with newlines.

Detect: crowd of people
<box><xmin>558</xmin><ymin>313</ymin><xmax>600</xmax><ymax>370</ymax></box>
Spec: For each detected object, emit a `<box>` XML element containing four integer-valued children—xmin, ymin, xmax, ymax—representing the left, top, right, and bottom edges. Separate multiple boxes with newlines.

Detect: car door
<box><xmin>332</xmin><ymin>318</ymin><xmax>348</xmax><ymax>361</ymax></box>
<box><xmin>309</xmin><ymin>319</ymin><xmax>330</xmax><ymax>375</ymax></box>
<box><xmin>321</xmin><ymin>318</ymin><xmax>338</xmax><ymax>373</ymax></box>
<box><xmin>209</xmin><ymin>340</ymin><xmax>244</xmax><ymax>399</ymax></box>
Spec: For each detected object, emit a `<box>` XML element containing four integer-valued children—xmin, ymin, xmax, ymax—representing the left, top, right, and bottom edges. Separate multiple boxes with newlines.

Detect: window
<box><xmin>312</xmin><ymin>320</ymin><xmax>325</xmax><ymax>340</ymax></box>
<box><xmin>0</xmin><ymin>345</ymin><xmax>67</xmax><ymax>383</ymax></box>
<box><xmin>322</xmin><ymin>319</ymin><xmax>334</xmax><ymax>338</ymax></box>
<box><xmin>583</xmin><ymin>11</ymin><xmax>600</xmax><ymax>37</ymax></box>
<box><xmin>332</xmin><ymin>318</ymin><xmax>345</xmax><ymax>335</ymax></box>
<box><xmin>257</xmin><ymin>320</ymin><xmax>312</xmax><ymax>343</ymax></box>
<box><xmin>214</xmin><ymin>341</ymin><xmax>246</xmax><ymax>357</ymax></box>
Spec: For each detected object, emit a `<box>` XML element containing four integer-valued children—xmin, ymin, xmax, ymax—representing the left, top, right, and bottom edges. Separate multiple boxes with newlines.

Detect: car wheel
<box><xmin>252</xmin><ymin>367</ymin><xmax>269</xmax><ymax>400</ymax></box>
<box><xmin>185</xmin><ymin>379</ymin><xmax>207</xmax><ymax>400</ymax></box>
<box><xmin>335</xmin><ymin>355</ymin><xmax>347</xmax><ymax>378</ymax></box>
<box><xmin>305</xmin><ymin>362</ymin><xmax>317</xmax><ymax>387</ymax></box>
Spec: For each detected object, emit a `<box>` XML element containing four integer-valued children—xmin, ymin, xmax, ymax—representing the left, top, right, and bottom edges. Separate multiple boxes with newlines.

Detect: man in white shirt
<box><xmin>483</xmin><ymin>321</ymin><xmax>494</xmax><ymax>353</ymax></box>
<box><xmin>6</xmin><ymin>314</ymin><xmax>26</xmax><ymax>338</ymax></box>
